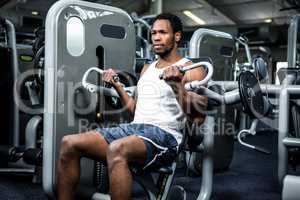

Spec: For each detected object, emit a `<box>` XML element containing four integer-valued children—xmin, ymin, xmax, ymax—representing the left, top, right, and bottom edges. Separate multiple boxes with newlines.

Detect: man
<box><xmin>57</xmin><ymin>13</ymin><xmax>207</xmax><ymax>200</ymax></box>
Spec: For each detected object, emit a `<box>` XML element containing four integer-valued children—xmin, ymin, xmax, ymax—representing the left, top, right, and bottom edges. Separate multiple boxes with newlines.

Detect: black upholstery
<box><xmin>157</xmin><ymin>166</ymin><xmax>173</xmax><ymax>175</ymax></box>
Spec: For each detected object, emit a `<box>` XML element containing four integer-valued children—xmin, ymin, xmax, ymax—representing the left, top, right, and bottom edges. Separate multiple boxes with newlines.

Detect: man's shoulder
<box><xmin>176</xmin><ymin>57</ymin><xmax>192</xmax><ymax>66</ymax></box>
<box><xmin>140</xmin><ymin>63</ymin><xmax>152</xmax><ymax>76</ymax></box>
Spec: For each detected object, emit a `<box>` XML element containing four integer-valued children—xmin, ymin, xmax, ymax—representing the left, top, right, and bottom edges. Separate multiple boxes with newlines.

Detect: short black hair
<box><xmin>153</xmin><ymin>13</ymin><xmax>183</xmax><ymax>34</ymax></box>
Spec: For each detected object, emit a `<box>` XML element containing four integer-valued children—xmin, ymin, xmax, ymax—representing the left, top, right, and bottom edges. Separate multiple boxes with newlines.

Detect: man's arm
<box><xmin>182</xmin><ymin>65</ymin><xmax>208</xmax><ymax>122</ymax></box>
<box><xmin>140</xmin><ymin>63</ymin><xmax>150</xmax><ymax>76</ymax></box>
<box><xmin>103</xmin><ymin>64</ymin><xmax>150</xmax><ymax>115</ymax></box>
<box><xmin>113</xmin><ymin>82</ymin><xmax>136</xmax><ymax>114</ymax></box>
<box><xmin>162</xmin><ymin>62</ymin><xmax>208</xmax><ymax>123</ymax></box>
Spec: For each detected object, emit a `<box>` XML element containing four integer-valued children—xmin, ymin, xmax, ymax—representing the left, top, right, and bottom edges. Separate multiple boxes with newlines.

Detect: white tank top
<box><xmin>132</xmin><ymin>58</ymin><xmax>189</xmax><ymax>144</ymax></box>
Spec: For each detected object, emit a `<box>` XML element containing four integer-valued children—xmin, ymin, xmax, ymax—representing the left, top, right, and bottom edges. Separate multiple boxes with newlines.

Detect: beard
<box><xmin>154</xmin><ymin>38</ymin><xmax>176</xmax><ymax>58</ymax></box>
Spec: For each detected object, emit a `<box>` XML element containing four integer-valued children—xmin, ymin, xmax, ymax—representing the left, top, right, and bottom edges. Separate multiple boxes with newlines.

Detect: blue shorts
<box><xmin>95</xmin><ymin>123</ymin><xmax>178</xmax><ymax>170</ymax></box>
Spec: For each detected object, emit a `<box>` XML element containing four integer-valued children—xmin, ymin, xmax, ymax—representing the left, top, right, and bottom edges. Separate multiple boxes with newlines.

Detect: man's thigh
<box><xmin>109</xmin><ymin>135</ymin><xmax>148</xmax><ymax>165</ymax></box>
<box><xmin>96</xmin><ymin>123</ymin><xmax>178</xmax><ymax>169</ymax></box>
<box><xmin>64</xmin><ymin>131</ymin><xmax>109</xmax><ymax>161</ymax></box>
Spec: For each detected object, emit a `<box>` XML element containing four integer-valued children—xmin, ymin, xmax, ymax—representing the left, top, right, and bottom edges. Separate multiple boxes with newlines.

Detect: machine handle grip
<box><xmin>158</xmin><ymin>61</ymin><xmax>214</xmax><ymax>89</ymax></box>
<box><xmin>82</xmin><ymin>67</ymin><xmax>119</xmax><ymax>93</ymax></box>
<box><xmin>254</xmin><ymin>146</ymin><xmax>271</xmax><ymax>155</ymax></box>
<box><xmin>183</xmin><ymin>61</ymin><xmax>214</xmax><ymax>90</ymax></box>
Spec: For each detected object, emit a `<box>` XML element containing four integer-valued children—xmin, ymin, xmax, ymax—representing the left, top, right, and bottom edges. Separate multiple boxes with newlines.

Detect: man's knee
<box><xmin>107</xmin><ymin>141</ymin><xmax>128</xmax><ymax>169</ymax></box>
<box><xmin>60</xmin><ymin>134</ymin><xmax>81</xmax><ymax>158</ymax></box>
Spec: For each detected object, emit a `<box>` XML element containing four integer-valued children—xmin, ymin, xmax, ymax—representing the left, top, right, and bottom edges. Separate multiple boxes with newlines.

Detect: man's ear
<box><xmin>175</xmin><ymin>32</ymin><xmax>181</xmax><ymax>43</ymax></box>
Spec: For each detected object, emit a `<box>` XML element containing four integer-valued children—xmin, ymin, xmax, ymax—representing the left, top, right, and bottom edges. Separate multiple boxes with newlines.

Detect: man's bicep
<box><xmin>182</xmin><ymin>66</ymin><xmax>207</xmax><ymax>84</ymax></box>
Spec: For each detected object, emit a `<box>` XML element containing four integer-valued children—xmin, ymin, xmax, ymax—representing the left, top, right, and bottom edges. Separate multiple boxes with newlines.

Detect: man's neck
<box><xmin>156</xmin><ymin>52</ymin><xmax>182</xmax><ymax>68</ymax></box>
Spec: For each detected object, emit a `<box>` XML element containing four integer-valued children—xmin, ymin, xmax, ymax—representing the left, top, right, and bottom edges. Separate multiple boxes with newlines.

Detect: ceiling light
<box><xmin>264</xmin><ymin>18</ymin><xmax>272</xmax><ymax>23</ymax></box>
<box><xmin>31</xmin><ymin>11</ymin><xmax>39</xmax><ymax>16</ymax></box>
<box><xmin>183</xmin><ymin>10</ymin><xmax>206</xmax><ymax>25</ymax></box>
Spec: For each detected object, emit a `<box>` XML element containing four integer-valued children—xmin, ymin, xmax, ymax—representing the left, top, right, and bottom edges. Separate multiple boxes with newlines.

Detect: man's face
<box><xmin>151</xmin><ymin>19</ymin><xmax>179</xmax><ymax>58</ymax></box>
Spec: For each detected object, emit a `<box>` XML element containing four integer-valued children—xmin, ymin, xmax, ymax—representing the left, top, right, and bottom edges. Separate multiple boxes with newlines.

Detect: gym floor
<box><xmin>0</xmin><ymin>131</ymin><xmax>282</xmax><ymax>200</ymax></box>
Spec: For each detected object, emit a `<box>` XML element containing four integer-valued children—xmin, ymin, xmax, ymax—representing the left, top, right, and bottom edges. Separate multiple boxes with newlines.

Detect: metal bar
<box><xmin>282</xmin><ymin>175</ymin><xmax>300</xmax><ymax>200</ymax></box>
<box><xmin>287</xmin><ymin>15</ymin><xmax>299</xmax><ymax>68</ymax></box>
<box><xmin>189</xmin><ymin>28</ymin><xmax>233</xmax><ymax>59</ymax></box>
<box><xmin>5</xmin><ymin>19</ymin><xmax>19</xmax><ymax>147</ymax></box>
<box><xmin>236</xmin><ymin>37</ymin><xmax>252</xmax><ymax>66</ymax></box>
<box><xmin>196</xmin><ymin>116</ymin><xmax>214</xmax><ymax>200</ymax></box>
<box><xmin>0</xmin><ymin>168</ymin><xmax>35</xmax><ymax>173</ymax></box>
<box><xmin>25</xmin><ymin>115</ymin><xmax>42</xmax><ymax>149</ymax></box>
<box><xmin>92</xmin><ymin>193</ymin><xmax>111</xmax><ymax>200</ymax></box>
<box><xmin>208</xmin><ymin>82</ymin><xmax>300</xmax><ymax>96</ymax></box>
<box><xmin>278</xmin><ymin>87</ymin><xmax>289</xmax><ymax>185</ymax></box>
<box><xmin>160</xmin><ymin>162</ymin><xmax>177</xmax><ymax>200</ymax></box>
<box><xmin>286</xmin><ymin>87</ymin><xmax>300</xmax><ymax>94</ymax></box>
<box><xmin>283</xmin><ymin>137</ymin><xmax>300</xmax><ymax>147</ymax></box>
<box><xmin>261</xmin><ymin>84</ymin><xmax>281</xmax><ymax>95</ymax></box>
<box><xmin>277</xmin><ymin>75</ymin><xmax>295</xmax><ymax>185</ymax></box>
<box><xmin>209</xmin><ymin>81</ymin><xmax>238</xmax><ymax>91</ymax></box>
<box><xmin>151</xmin><ymin>0</ymin><xmax>162</xmax><ymax>15</ymax></box>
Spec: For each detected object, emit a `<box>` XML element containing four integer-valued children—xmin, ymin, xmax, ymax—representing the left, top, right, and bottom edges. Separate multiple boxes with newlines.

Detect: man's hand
<box><xmin>162</xmin><ymin>65</ymin><xmax>185</xmax><ymax>94</ymax></box>
<box><xmin>102</xmin><ymin>68</ymin><xmax>136</xmax><ymax>114</ymax></box>
<box><xmin>161</xmin><ymin>65</ymin><xmax>183</xmax><ymax>82</ymax></box>
<box><xmin>103</xmin><ymin>68</ymin><xmax>121</xmax><ymax>88</ymax></box>
<box><xmin>162</xmin><ymin>63</ymin><xmax>207</xmax><ymax>122</ymax></box>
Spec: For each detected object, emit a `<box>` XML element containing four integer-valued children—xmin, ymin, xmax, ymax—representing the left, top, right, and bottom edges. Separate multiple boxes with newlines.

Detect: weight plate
<box><xmin>238</xmin><ymin>71</ymin><xmax>265</xmax><ymax>118</ymax></box>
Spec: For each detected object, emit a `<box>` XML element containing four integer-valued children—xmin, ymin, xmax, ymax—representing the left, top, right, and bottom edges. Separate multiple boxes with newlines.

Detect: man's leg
<box><xmin>57</xmin><ymin>131</ymin><xmax>109</xmax><ymax>200</ymax></box>
<box><xmin>106</xmin><ymin>135</ymin><xmax>148</xmax><ymax>200</ymax></box>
